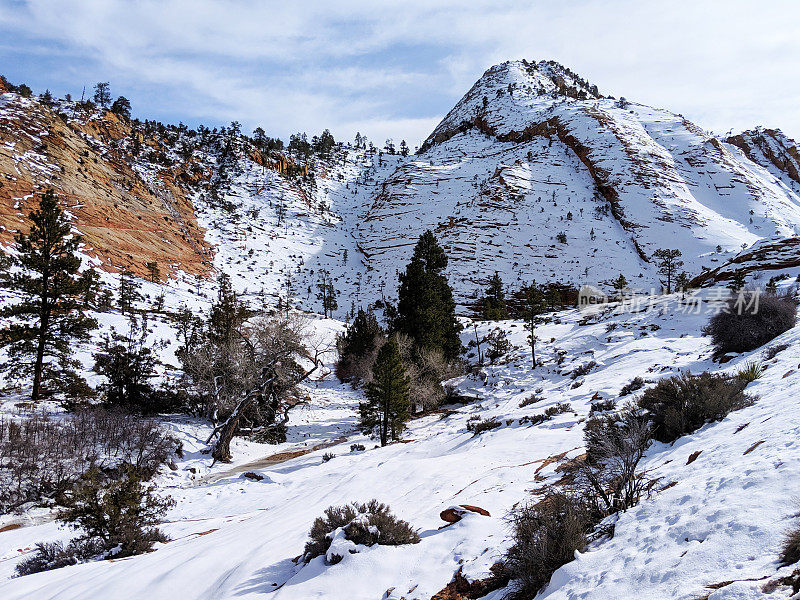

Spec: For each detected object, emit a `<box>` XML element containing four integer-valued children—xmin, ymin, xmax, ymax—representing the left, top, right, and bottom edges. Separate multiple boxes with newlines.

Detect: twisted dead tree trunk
<box><xmin>206</xmin><ymin>355</ymin><xmax>320</xmax><ymax>463</ymax></box>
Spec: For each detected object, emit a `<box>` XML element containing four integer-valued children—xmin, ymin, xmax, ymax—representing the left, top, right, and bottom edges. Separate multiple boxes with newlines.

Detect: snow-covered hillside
<box><xmin>3</xmin><ymin>287</ymin><xmax>800</xmax><ymax>599</ymax></box>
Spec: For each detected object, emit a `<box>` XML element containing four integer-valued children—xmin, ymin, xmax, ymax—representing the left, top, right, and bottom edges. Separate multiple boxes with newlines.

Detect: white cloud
<box><xmin>2</xmin><ymin>0</ymin><xmax>800</xmax><ymax>144</ymax></box>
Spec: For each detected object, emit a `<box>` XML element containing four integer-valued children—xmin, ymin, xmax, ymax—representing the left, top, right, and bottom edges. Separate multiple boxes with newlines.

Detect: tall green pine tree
<box><xmin>0</xmin><ymin>189</ymin><xmax>98</xmax><ymax>401</ymax></box>
<box><xmin>394</xmin><ymin>231</ymin><xmax>461</xmax><ymax>360</ymax></box>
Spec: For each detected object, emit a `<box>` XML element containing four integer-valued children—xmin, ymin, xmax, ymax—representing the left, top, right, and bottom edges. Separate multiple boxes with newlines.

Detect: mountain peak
<box><xmin>422</xmin><ymin>59</ymin><xmax>602</xmax><ymax>150</ymax></box>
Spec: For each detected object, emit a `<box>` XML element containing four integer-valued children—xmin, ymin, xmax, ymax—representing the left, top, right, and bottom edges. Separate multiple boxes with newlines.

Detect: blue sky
<box><xmin>2</xmin><ymin>0</ymin><xmax>799</xmax><ymax>148</ymax></box>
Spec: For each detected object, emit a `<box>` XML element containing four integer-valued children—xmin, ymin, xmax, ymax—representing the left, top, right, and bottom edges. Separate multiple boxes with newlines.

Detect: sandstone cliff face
<box><xmin>0</xmin><ymin>90</ymin><xmax>212</xmax><ymax>280</ymax></box>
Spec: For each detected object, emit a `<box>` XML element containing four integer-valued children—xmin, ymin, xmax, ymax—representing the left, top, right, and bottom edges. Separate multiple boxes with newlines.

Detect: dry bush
<box><xmin>580</xmin><ymin>405</ymin><xmax>652</xmax><ymax>516</ymax></box>
<box><xmin>304</xmin><ymin>500</ymin><xmax>420</xmax><ymax>563</ymax></box>
<box><xmin>0</xmin><ymin>409</ymin><xmax>175</xmax><ymax>512</ymax></box>
<box><xmin>781</xmin><ymin>525</ymin><xmax>800</xmax><ymax>566</ymax></box>
<box><xmin>395</xmin><ymin>333</ymin><xmax>463</xmax><ymax>412</ymax></box>
<box><xmin>504</xmin><ymin>493</ymin><xmax>591</xmax><ymax>598</ymax></box>
<box><xmin>468</xmin><ymin>417</ymin><xmax>502</xmax><ymax>435</ymax></box>
<box><xmin>707</xmin><ymin>292</ymin><xmax>796</xmax><ymax>354</ymax></box>
<box><xmin>638</xmin><ymin>371</ymin><xmax>754</xmax><ymax>443</ymax></box>
<box><xmin>619</xmin><ymin>376</ymin><xmax>645</xmax><ymax>396</ymax></box>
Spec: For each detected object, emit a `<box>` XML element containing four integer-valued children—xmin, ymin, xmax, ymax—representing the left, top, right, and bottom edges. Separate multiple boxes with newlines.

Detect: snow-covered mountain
<box><xmin>4</xmin><ymin>61</ymin><xmax>800</xmax><ymax>316</ymax></box>
<box><xmin>4</xmin><ymin>61</ymin><xmax>800</xmax><ymax>600</ymax></box>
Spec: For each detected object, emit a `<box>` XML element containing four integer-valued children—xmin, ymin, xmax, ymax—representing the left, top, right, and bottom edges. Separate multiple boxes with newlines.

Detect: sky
<box><xmin>1</xmin><ymin>0</ymin><xmax>799</xmax><ymax>149</ymax></box>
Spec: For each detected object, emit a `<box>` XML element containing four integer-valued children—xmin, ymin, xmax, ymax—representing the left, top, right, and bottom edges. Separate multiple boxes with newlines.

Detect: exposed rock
<box><xmin>440</xmin><ymin>504</ymin><xmax>491</xmax><ymax>524</ymax></box>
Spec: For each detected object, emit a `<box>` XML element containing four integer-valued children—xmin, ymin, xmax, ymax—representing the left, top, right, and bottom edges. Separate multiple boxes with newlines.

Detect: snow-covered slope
<box><xmin>3</xmin><ymin>288</ymin><xmax>800</xmax><ymax>599</ymax></box>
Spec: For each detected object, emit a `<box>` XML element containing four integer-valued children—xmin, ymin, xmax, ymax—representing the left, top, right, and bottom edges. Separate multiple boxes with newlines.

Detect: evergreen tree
<box><xmin>675</xmin><ymin>272</ymin><xmax>691</xmax><ymax>299</ymax></box>
<box><xmin>482</xmin><ymin>272</ymin><xmax>508</xmax><ymax>320</ymax></box>
<box><xmin>394</xmin><ymin>231</ymin><xmax>462</xmax><ymax>360</ymax></box>
<box><xmin>612</xmin><ymin>273</ymin><xmax>628</xmax><ymax>298</ymax></box>
<box><xmin>93</xmin><ymin>314</ymin><xmax>165</xmax><ymax>413</ymax></box>
<box><xmin>118</xmin><ymin>267</ymin><xmax>142</xmax><ymax>315</ymax></box>
<box><xmin>360</xmin><ymin>339</ymin><xmax>410</xmax><ymax>446</ymax></box>
<box><xmin>520</xmin><ymin>283</ymin><xmax>547</xmax><ymax>369</ymax></box>
<box><xmin>0</xmin><ymin>189</ymin><xmax>98</xmax><ymax>401</ymax></box>
<box><xmin>652</xmin><ymin>248</ymin><xmax>683</xmax><ymax>294</ymax></box>
<box><xmin>727</xmin><ymin>269</ymin><xmax>747</xmax><ymax>293</ymax></box>
<box><xmin>316</xmin><ymin>270</ymin><xmax>338</xmax><ymax>318</ymax></box>
<box><xmin>208</xmin><ymin>273</ymin><xmax>248</xmax><ymax>346</ymax></box>
<box><xmin>145</xmin><ymin>261</ymin><xmax>160</xmax><ymax>283</ymax></box>
<box><xmin>93</xmin><ymin>82</ymin><xmax>111</xmax><ymax>108</ymax></box>
<box><xmin>110</xmin><ymin>96</ymin><xmax>131</xmax><ymax>120</ymax></box>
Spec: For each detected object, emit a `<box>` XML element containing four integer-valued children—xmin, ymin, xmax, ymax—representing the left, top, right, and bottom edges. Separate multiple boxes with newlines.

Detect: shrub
<box><xmin>589</xmin><ymin>399</ymin><xmax>616</xmax><ymax>415</ymax></box>
<box><xmin>545</xmin><ymin>403</ymin><xmax>573</xmax><ymax>417</ymax></box>
<box><xmin>350</xmin><ymin>444</ymin><xmax>365</xmax><ymax>452</ymax></box>
<box><xmin>0</xmin><ymin>409</ymin><xmax>176</xmax><ymax>512</ymax></box>
<box><xmin>322</xmin><ymin>452</ymin><xmax>336</xmax><ymax>462</ymax></box>
<box><xmin>581</xmin><ymin>405</ymin><xmax>652</xmax><ymax>515</ymax></box>
<box><xmin>15</xmin><ymin>539</ymin><xmax>102</xmax><ymax>576</ymax></box>
<box><xmin>638</xmin><ymin>371</ymin><xmax>754</xmax><ymax>443</ymax></box>
<box><xmin>571</xmin><ymin>361</ymin><xmax>597</xmax><ymax>380</ymax></box>
<box><xmin>764</xmin><ymin>343</ymin><xmax>790</xmax><ymax>360</ymax></box>
<box><xmin>58</xmin><ymin>464</ymin><xmax>173</xmax><ymax>559</ymax></box>
<box><xmin>707</xmin><ymin>292</ymin><xmax>796</xmax><ymax>354</ymax></box>
<box><xmin>17</xmin><ymin>465</ymin><xmax>173</xmax><ymax>576</ymax></box>
<box><xmin>468</xmin><ymin>417</ymin><xmax>502</xmax><ymax>435</ymax></box>
<box><xmin>781</xmin><ymin>525</ymin><xmax>800</xmax><ymax>566</ymax></box>
<box><xmin>304</xmin><ymin>500</ymin><xmax>420</xmax><ymax>563</ymax></box>
<box><xmin>504</xmin><ymin>493</ymin><xmax>591</xmax><ymax>598</ymax></box>
<box><xmin>619</xmin><ymin>376</ymin><xmax>645</xmax><ymax>396</ymax></box>
<box><xmin>486</xmin><ymin>329</ymin><xmax>511</xmax><ymax>363</ymax></box>
<box><xmin>736</xmin><ymin>361</ymin><xmax>765</xmax><ymax>383</ymax></box>
<box><xmin>519</xmin><ymin>395</ymin><xmax>542</xmax><ymax>408</ymax></box>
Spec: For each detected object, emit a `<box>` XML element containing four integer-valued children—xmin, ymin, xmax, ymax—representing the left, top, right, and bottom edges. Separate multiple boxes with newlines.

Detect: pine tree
<box><xmin>360</xmin><ymin>339</ymin><xmax>410</xmax><ymax>446</ymax></box>
<box><xmin>118</xmin><ymin>267</ymin><xmax>142</xmax><ymax>315</ymax></box>
<box><xmin>0</xmin><ymin>189</ymin><xmax>98</xmax><ymax>401</ymax></box>
<box><xmin>93</xmin><ymin>82</ymin><xmax>111</xmax><ymax>108</ymax></box>
<box><xmin>316</xmin><ymin>270</ymin><xmax>338</xmax><ymax>318</ymax></box>
<box><xmin>482</xmin><ymin>272</ymin><xmax>508</xmax><ymax>320</ymax></box>
<box><xmin>675</xmin><ymin>272</ymin><xmax>691</xmax><ymax>299</ymax></box>
<box><xmin>110</xmin><ymin>96</ymin><xmax>131</xmax><ymax>120</ymax></box>
<box><xmin>727</xmin><ymin>269</ymin><xmax>747</xmax><ymax>293</ymax></box>
<box><xmin>145</xmin><ymin>261</ymin><xmax>160</xmax><ymax>283</ymax></box>
<box><xmin>520</xmin><ymin>283</ymin><xmax>547</xmax><ymax>369</ymax></box>
<box><xmin>652</xmin><ymin>248</ymin><xmax>683</xmax><ymax>294</ymax></box>
<box><xmin>612</xmin><ymin>273</ymin><xmax>628</xmax><ymax>298</ymax></box>
<box><xmin>394</xmin><ymin>231</ymin><xmax>462</xmax><ymax>360</ymax></box>
<box><xmin>208</xmin><ymin>273</ymin><xmax>248</xmax><ymax>346</ymax></box>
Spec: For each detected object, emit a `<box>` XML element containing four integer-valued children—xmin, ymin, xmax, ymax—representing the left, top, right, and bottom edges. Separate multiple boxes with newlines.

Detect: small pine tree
<box><xmin>675</xmin><ymin>272</ymin><xmax>690</xmax><ymax>299</ymax></box>
<box><xmin>118</xmin><ymin>267</ymin><xmax>142</xmax><ymax>315</ymax></box>
<box><xmin>58</xmin><ymin>464</ymin><xmax>174</xmax><ymax>558</ymax></box>
<box><xmin>521</xmin><ymin>283</ymin><xmax>547</xmax><ymax>369</ymax></box>
<box><xmin>482</xmin><ymin>272</ymin><xmax>509</xmax><ymax>320</ymax></box>
<box><xmin>93</xmin><ymin>314</ymin><xmax>164</xmax><ymax>413</ymax></box>
<box><xmin>145</xmin><ymin>261</ymin><xmax>160</xmax><ymax>283</ymax></box>
<box><xmin>360</xmin><ymin>339</ymin><xmax>410</xmax><ymax>446</ymax></box>
<box><xmin>0</xmin><ymin>189</ymin><xmax>98</xmax><ymax>401</ymax></box>
<box><xmin>93</xmin><ymin>82</ymin><xmax>111</xmax><ymax>108</ymax></box>
<box><xmin>727</xmin><ymin>269</ymin><xmax>747</xmax><ymax>293</ymax></box>
<box><xmin>612</xmin><ymin>273</ymin><xmax>628</xmax><ymax>298</ymax></box>
<box><xmin>316</xmin><ymin>270</ymin><xmax>338</xmax><ymax>318</ymax></box>
<box><xmin>110</xmin><ymin>96</ymin><xmax>131</xmax><ymax>120</ymax></box>
<box><xmin>208</xmin><ymin>273</ymin><xmax>248</xmax><ymax>346</ymax></box>
<box><xmin>652</xmin><ymin>248</ymin><xmax>683</xmax><ymax>294</ymax></box>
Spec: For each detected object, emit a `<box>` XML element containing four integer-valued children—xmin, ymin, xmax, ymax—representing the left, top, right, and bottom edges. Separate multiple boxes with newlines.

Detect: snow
<box><xmin>3</xmin><ymin>287</ymin><xmax>800</xmax><ymax>599</ymax></box>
